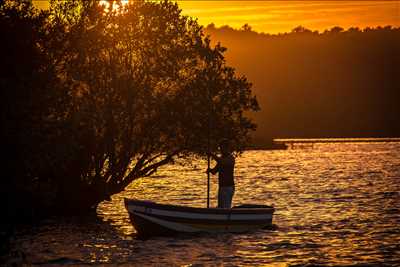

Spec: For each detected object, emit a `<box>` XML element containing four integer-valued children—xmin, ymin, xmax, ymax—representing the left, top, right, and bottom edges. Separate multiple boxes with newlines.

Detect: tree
<box><xmin>241</xmin><ymin>23</ymin><xmax>252</xmax><ymax>32</ymax></box>
<box><xmin>0</xmin><ymin>0</ymin><xmax>74</xmax><ymax>222</ymax></box>
<box><xmin>42</xmin><ymin>0</ymin><xmax>259</xmax><ymax>212</ymax></box>
<box><xmin>291</xmin><ymin>25</ymin><xmax>312</xmax><ymax>34</ymax></box>
<box><xmin>1</xmin><ymin>0</ymin><xmax>259</xmax><ymax>216</ymax></box>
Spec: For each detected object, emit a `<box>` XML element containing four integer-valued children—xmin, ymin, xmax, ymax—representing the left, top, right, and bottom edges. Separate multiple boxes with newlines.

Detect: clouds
<box><xmin>32</xmin><ymin>0</ymin><xmax>399</xmax><ymax>33</ymax></box>
<box><xmin>178</xmin><ymin>1</ymin><xmax>399</xmax><ymax>33</ymax></box>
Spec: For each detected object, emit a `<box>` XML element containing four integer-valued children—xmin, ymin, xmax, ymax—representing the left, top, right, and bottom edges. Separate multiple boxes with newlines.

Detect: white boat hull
<box><xmin>124</xmin><ymin>199</ymin><xmax>275</xmax><ymax>237</ymax></box>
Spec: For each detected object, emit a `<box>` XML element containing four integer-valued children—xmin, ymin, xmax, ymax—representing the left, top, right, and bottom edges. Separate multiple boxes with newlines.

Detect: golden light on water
<box><xmin>95</xmin><ymin>143</ymin><xmax>400</xmax><ymax>264</ymax></box>
<box><xmin>6</xmin><ymin>143</ymin><xmax>400</xmax><ymax>264</ymax></box>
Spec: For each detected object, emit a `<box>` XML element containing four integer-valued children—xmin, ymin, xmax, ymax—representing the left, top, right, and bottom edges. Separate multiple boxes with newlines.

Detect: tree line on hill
<box><xmin>205</xmin><ymin>24</ymin><xmax>400</xmax><ymax>143</ymax></box>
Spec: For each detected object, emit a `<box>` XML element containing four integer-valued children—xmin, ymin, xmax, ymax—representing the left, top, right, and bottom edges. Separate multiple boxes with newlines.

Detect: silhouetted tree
<box><xmin>241</xmin><ymin>23</ymin><xmax>252</xmax><ymax>32</ymax></box>
<box><xmin>291</xmin><ymin>25</ymin><xmax>312</xmax><ymax>34</ymax></box>
<box><xmin>1</xmin><ymin>0</ymin><xmax>259</xmax><ymax>217</ymax></box>
<box><xmin>0</xmin><ymin>0</ymin><xmax>75</xmax><ymax>222</ymax></box>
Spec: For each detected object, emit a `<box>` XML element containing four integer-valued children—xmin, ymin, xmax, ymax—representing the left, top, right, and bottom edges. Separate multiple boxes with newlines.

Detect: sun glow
<box><xmin>33</xmin><ymin>0</ymin><xmax>400</xmax><ymax>33</ymax></box>
<box><xmin>99</xmin><ymin>0</ymin><xmax>129</xmax><ymax>13</ymax></box>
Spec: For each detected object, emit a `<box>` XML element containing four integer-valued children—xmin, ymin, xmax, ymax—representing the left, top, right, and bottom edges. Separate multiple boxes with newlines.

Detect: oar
<box><xmin>207</xmin><ymin>150</ymin><xmax>210</xmax><ymax>208</ymax></box>
<box><xmin>207</xmin><ymin>110</ymin><xmax>211</xmax><ymax>208</ymax></box>
<box><xmin>206</xmin><ymin>86</ymin><xmax>212</xmax><ymax>209</ymax></box>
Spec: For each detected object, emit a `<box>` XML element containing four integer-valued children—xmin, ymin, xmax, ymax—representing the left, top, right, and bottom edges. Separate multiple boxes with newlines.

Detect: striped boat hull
<box><xmin>124</xmin><ymin>199</ymin><xmax>275</xmax><ymax>237</ymax></box>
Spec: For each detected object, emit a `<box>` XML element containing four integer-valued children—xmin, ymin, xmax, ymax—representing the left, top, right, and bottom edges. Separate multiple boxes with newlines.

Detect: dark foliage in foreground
<box><xmin>0</xmin><ymin>0</ymin><xmax>258</xmax><ymax>224</ymax></box>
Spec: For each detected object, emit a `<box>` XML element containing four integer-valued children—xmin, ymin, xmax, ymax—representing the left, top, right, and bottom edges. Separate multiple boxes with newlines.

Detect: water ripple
<box><xmin>6</xmin><ymin>142</ymin><xmax>400</xmax><ymax>266</ymax></box>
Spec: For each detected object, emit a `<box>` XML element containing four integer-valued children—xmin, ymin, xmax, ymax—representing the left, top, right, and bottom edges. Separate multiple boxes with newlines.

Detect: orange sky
<box><xmin>178</xmin><ymin>1</ymin><xmax>399</xmax><ymax>33</ymax></box>
<box><xmin>33</xmin><ymin>1</ymin><xmax>399</xmax><ymax>33</ymax></box>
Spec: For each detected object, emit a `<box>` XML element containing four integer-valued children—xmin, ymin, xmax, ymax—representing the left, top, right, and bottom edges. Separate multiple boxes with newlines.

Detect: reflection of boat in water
<box><xmin>125</xmin><ymin>199</ymin><xmax>275</xmax><ymax>237</ymax></box>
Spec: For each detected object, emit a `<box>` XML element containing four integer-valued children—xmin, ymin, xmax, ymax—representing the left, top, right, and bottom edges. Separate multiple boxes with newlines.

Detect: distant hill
<box><xmin>205</xmin><ymin>25</ymin><xmax>400</xmax><ymax>141</ymax></box>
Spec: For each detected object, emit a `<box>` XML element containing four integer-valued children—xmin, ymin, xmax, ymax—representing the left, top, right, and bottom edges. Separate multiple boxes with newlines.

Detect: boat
<box><xmin>124</xmin><ymin>198</ymin><xmax>275</xmax><ymax>237</ymax></box>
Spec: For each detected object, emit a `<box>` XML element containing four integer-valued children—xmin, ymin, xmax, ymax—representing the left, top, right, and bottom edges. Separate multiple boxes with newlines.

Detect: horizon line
<box><xmin>204</xmin><ymin>23</ymin><xmax>399</xmax><ymax>35</ymax></box>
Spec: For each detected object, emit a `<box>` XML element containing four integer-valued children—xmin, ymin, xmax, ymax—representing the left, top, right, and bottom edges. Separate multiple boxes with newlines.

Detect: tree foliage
<box><xmin>1</xmin><ymin>0</ymin><xmax>258</xmax><ymax>217</ymax></box>
<box><xmin>205</xmin><ymin>24</ymin><xmax>400</xmax><ymax>140</ymax></box>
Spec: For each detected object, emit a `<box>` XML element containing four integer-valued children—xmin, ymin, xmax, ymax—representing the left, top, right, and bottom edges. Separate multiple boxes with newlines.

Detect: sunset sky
<box><xmin>178</xmin><ymin>1</ymin><xmax>399</xmax><ymax>33</ymax></box>
<box><xmin>33</xmin><ymin>1</ymin><xmax>399</xmax><ymax>33</ymax></box>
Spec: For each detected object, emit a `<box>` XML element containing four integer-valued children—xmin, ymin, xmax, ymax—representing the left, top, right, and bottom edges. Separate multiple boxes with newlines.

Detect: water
<box><xmin>6</xmin><ymin>142</ymin><xmax>400</xmax><ymax>266</ymax></box>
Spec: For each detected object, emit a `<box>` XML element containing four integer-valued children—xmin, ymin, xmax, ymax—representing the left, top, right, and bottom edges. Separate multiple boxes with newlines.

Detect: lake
<box><xmin>6</xmin><ymin>142</ymin><xmax>400</xmax><ymax>266</ymax></box>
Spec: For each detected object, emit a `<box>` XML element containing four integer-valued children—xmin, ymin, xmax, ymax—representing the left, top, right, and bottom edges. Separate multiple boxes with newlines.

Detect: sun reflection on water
<box><xmin>7</xmin><ymin>142</ymin><xmax>400</xmax><ymax>265</ymax></box>
<box><xmin>95</xmin><ymin>142</ymin><xmax>400</xmax><ymax>265</ymax></box>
